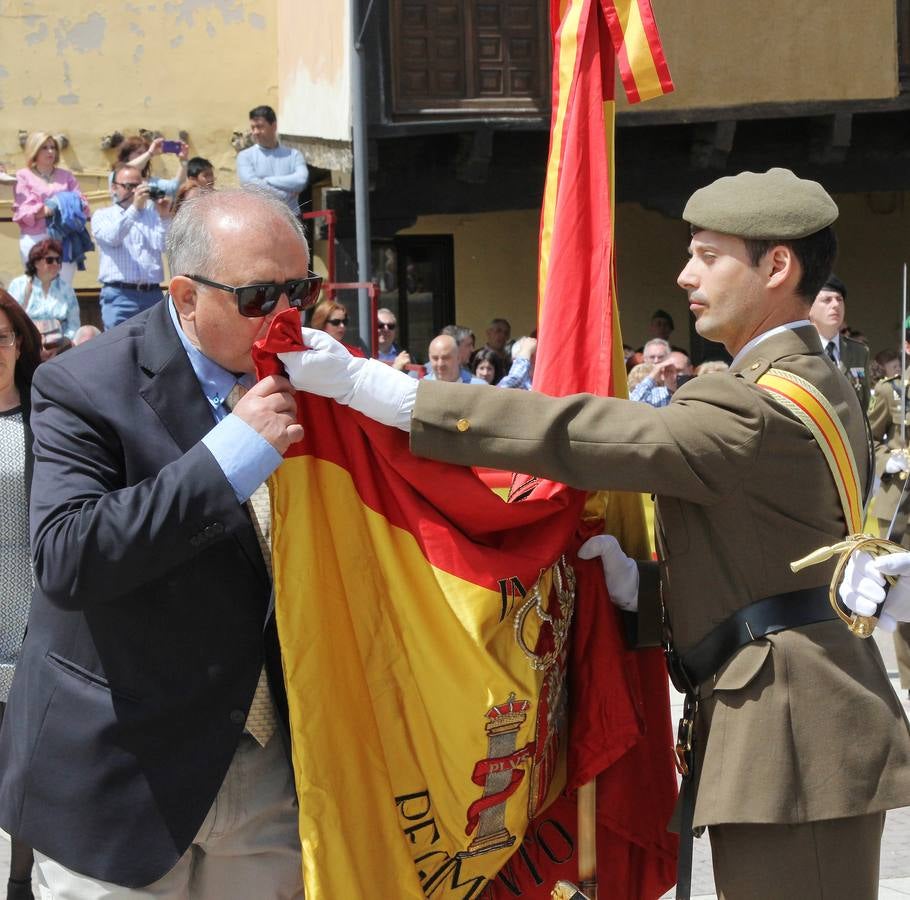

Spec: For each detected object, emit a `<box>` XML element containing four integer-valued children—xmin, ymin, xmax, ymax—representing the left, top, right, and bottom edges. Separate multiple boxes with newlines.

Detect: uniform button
<box><xmin>456</xmin><ymin>418</ymin><xmax>471</xmax><ymax>432</ymax></box>
<box><xmin>750</xmin><ymin>362</ymin><xmax>761</xmax><ymax>371</ymax></box>
<box><xmin>230</xmin><ymin>709</ymin><xmax>246</xmax><ymax>726</ymax></box>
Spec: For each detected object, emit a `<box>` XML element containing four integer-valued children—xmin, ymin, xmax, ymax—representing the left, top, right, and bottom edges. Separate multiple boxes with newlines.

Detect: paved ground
<box><xmin>1</xmin><ymin>631</ymin><xmax>909</xmax><ymax>898</ymax></box>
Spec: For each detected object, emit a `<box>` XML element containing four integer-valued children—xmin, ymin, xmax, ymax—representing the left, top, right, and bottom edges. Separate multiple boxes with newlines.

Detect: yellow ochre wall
<box><xmin>0</xmin><ymin>1</ymin><xmax>279</xmax><ymax>289</ymax></box>
<box><xmin>619</xmin><ymin>0</ymin><xmax>898</xmax><ymax>115</ymax></box>
<box><xmin>402</xmin><ymin>192</ymin><xmax>910</xmax><ymax>361</ymax></box>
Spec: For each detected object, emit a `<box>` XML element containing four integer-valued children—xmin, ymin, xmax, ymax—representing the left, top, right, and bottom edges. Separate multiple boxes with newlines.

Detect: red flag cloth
<box><xmin>483</xmin><ymin>0</ymin><xmax>678</xmax><ymax>895</ymax></box>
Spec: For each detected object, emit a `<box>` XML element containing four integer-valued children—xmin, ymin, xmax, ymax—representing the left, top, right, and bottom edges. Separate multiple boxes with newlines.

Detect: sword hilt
<box><xmin>790</xmin><ymin>534</ymin><xmax>903</xmax><ymax>638</ymax></box>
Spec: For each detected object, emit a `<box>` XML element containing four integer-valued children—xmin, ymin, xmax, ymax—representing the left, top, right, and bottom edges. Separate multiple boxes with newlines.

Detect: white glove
<box><xmin>838</xmin><ymin>550</ymin><xmax>910</xmax><ymax>632</ymax></box>
<box><xmin>279</xmin><ymin>327</ymin><xmax>417</xmax><ymax>430</ymax></box>
<box><xmin>885</xmin><ymin>452</ymin><xmax>910</xmax><ymax>475</ymax></box>
<box><xmin>278</xmin><ymin>327</ymin><xmax>365</xmax><ymax>402</ymax></box>
<box><xmin>577</xmin><ymin>534</ymin><xmax>639</xmax><ymax>612</ymax></box>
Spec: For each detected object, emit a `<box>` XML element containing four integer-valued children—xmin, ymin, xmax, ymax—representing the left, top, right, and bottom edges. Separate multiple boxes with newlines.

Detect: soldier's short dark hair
<box><xmin>743</xmin><ymin>226</ymin><xmax>838</xmax><ymax>304</ymax></box>
<box><xmin>249</xmin><ymin>105</ymin><xmax>277</xmax><ymax>124</ymax></box>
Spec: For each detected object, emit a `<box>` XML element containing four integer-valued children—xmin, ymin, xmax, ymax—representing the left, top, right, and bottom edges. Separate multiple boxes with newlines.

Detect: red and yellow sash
<box><xmin>757</xmin><ymin>368</ymin><xmax>863</xmax><ymax>534</ymax></box>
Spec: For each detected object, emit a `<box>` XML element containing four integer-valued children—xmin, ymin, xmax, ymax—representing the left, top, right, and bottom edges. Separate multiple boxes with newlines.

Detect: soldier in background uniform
<box><xmin>869</xmin><ymin>326</ymin><xmax>910</xmax><ymax>698</ymax></box>
<box><xmin>809</xmin><ymin>274</ymin><xmax>872</xmax><ymax>409</ymax></box>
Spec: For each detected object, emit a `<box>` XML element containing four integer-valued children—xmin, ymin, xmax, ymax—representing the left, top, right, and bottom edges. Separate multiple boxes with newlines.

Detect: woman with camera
<box><xmin>0</xmin><ymin>290</ymin><xmax>42</xmax><ymax>899</ymax></box>
<box><xmin>12</xmin><ymin>132</ymin><xmax>90</xmax><ymax>287</ymax></box>
<box><xmin>90</xmin><ymin>162</ymin><xmax>172</xmax><ymax>330</ymax></box>
<box><xmin>107</xmin><ymin>134</ymin><xmax>189</xmax><ymax>201</ymax></box>
<box><xmin>6</xmin><ymin>239</ymin><xmax>81</xmax><ymax>351</ymax></box>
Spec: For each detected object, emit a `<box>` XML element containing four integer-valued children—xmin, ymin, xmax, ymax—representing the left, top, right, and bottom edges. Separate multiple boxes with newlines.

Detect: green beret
<box><xmin>683</xmin><ymin>168</ymin><xmax>838</xmax><ymax>240</ymax></box>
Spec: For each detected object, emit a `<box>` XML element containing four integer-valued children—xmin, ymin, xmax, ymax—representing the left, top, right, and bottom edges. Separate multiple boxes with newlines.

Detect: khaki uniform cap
<box><xmin>684</xmin><ymin>167</ymin><xmax>839</xmax><ymax>239</ymax></box>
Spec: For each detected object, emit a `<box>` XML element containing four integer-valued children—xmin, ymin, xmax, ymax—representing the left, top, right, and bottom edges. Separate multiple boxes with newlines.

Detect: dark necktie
<box><xmin>825</xmin><ymin>340</ymin><xmax>837</xmax><ymax>364</ymax></box>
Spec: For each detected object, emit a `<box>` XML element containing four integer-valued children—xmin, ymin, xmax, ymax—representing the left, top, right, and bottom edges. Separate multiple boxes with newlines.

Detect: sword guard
<box><xmin>790</xmin><ymin>534</ymin><xmax>903</xmax><ymax>638</ymax></box>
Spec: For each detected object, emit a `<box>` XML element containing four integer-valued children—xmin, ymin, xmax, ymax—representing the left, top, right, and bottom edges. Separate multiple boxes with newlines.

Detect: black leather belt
<box><xmin>102</xmin><ymin>281</ymin><xmax>162</xmax><ymax>292</ymax></box>
<box><xmin>678</xmin><ymin>584</ymin><xmax>835</xmax><ymax>688</ymax></box>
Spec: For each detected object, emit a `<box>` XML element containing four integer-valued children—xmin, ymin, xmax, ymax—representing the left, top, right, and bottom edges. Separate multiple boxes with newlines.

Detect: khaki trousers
<box><xmin>709</xmin><ymin>812</ymin><xmax>885</xmax><ymax>900</ymax></box>
<box><xmin>34</xmin><ymin>734</ymin><xmax>304</xmax><ymax>899</ymax></box>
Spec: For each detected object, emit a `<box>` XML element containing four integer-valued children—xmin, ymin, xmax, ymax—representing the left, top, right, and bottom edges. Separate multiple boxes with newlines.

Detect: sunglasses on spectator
<box><xmin>376</xmin><ymin>322</ymin><xmax>396</xmax><ymax>330</ymax></box>
<box><xmin>0</xmin><ymin>330</ymin><xmax>17</xmax><ymax>347</ymax></box>
<box><xmin>42</xmin><ymin>256</ymin><xmax>62</xmax><ymax>265</ymax></box>
<box><xmin>184</xmin><ymin>273</ymin><xmax>324</xmax><ymax>318</ymax></box>
<box><xmin>326</xmin><ymin>317</ymin><xmax>348</xmax><ymax>327</ymax></box>
<box><xmin>114</xmin><ymin>181</ymin><xmax>143</xmax><ymax>190</ymax></box>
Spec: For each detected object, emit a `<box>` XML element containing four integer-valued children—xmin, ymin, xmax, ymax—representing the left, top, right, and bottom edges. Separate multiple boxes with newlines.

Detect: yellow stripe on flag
<box><xmin>619</xmin><ymin>0</ymin><xmax>665</xmax><ymax>101</ymax></box>
<box><xmin>539</xmin><ymin>0</ymin><xmax>585</xmax><ymax>313</ymax></box>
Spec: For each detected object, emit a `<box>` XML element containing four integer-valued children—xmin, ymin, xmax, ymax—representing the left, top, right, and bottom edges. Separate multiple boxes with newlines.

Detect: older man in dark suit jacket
<box><xmin>0</xmin><ymin>187</ymin><xmax>315</xmax><ymax>897</ymax></box>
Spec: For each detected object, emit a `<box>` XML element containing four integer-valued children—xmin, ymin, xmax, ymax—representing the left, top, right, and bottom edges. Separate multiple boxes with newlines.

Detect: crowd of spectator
<box><xmin>3</xmin><ymin>118</ymin><xmax>908</xmax><ymax>416</ymax></box>
<box><xmin>0</xmin><ymin>106</ymin><xmax>304</xmax><ymax>350</ymax></box>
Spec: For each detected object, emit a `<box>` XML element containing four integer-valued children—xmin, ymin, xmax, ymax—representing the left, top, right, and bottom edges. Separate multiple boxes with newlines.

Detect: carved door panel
<box><xmin>391</xmin><ymin>0</ymin><xmax>550</xmax><ymax>116</ymax></box>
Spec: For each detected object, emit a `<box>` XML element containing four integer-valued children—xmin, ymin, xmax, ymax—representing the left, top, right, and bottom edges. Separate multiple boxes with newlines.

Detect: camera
<box><xmin>161</xmin><ymin>140</ymin><xmax>182</xmax><ymax>154</ymax></box>
<box><xmin>148</xmin><ymin>186</ymin><xmax>167</xmax><ymax>201</ymax></box>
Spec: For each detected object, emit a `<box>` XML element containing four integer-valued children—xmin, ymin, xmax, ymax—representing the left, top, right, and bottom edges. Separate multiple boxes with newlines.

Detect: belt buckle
<box><xmin>674</xmin><ymin>695</ymin><xmax>698</xmax><ymax>777</ymax></box>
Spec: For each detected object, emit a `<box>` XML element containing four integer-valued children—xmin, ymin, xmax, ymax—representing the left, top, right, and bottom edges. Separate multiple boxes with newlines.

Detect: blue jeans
<box><xmin>100</xmin><ymin>285</ymin><xmax>163</xmax><ymax>330</ymax></box>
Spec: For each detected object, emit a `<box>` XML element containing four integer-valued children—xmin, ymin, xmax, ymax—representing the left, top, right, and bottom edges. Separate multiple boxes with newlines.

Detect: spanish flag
<box><xmin>258</xmin><ymin>0</ymin><xmax>677</xmax><ymax>895</ymax></box>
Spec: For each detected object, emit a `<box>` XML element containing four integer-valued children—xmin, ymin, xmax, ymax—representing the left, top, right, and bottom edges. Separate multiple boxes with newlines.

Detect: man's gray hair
<box><xmin>643</xmin><ymin>337</ymin><xmax>671</xmax><ymax>354</ymax></box>
<box><xmin>167</xmin><ymin>185</ymin><xmax>308</xmax><ymax>279</ymax></box>
<box><xmin>440</xmin><ymin>324</ymin><xmax>472</xmax><ymax>346</ymax></box>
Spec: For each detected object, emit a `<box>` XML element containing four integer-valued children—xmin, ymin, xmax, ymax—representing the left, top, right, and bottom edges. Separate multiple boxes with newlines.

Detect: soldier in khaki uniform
<box><xmin>284</xmin><ymin>169</ymin><xmax>910</xmax><ymax>899</ymax></box>
<box><xmin>869</xmin><ymin>341</ymin><xmax>910</xmax><ymax>697</ymax></box>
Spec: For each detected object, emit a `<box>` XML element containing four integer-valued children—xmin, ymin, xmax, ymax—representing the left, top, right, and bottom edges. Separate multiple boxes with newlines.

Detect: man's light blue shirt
<box><xmin>497</xmin><ymin>356</ymin><xmax>533</xmax><ymax>390</ymax></box>
<box><xmin>630</xmin><ymin>376</ymin><xmax>671</xmax><ymax>408</ymax></box>
<box><xmin>421</xmin><ymin>368</ymin><xmax>487</xmax><ymax>385</ymax></box>
<box><xmin>167</xmin><ymin>300</ymin><xmax>282</xmax><ymax>502</ymax></box>
<box><xmin>236</xmin><ymin>143</ymin><xmax>308</xmax><ymax>211</ymax></box>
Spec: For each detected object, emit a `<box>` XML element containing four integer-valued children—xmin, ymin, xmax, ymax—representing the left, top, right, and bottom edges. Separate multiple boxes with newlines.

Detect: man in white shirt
<box><xmin>91</xmin><ymin>164</ymin><xmax>172</xmax><ymax>330</ymax></box>
<box><xmin>236</xmin><ymin>105</ymin><xmax>308</xmax><ymax>213</ymax></box>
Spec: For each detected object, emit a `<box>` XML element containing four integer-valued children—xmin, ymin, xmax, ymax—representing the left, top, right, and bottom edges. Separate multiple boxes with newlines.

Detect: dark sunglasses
<box><xmin>42</xmin><ymin>256</ymin><xmax>62</xmax><ymax>265</ymax></box>
<box><xmin>185</xmin><ymin>272</ymin><xmax>323</xmax><ymax>318</ymax></box>
<box><xmin>326</xmin><ymin>317</ymin><xmax>348</xmax><ymax>327</ymax></box>
<box><xmin>114</xmin><ymin>181</ymin><xmax>142</xmax><ymax>190</ymax></box>
<box><xmin>376</xmin><ymin>322</ymin><xmax>396</xmax><ymax>330</ymax></box>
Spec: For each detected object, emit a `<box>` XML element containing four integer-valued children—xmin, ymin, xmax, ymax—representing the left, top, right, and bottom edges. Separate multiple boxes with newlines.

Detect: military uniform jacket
<box><xmin>870</xmin><ymin>369</ymin><xmax>910</xmax><ymax>526</ymax></box>
<box><xmin>411</xmin><ymin>324</ymin><xmax>910</xmax><ymax>828</ymax></box>
<box><xmin>838</xmin><ymin>333</ymin><xmax>872</xmax><ymax>411</ymax></box>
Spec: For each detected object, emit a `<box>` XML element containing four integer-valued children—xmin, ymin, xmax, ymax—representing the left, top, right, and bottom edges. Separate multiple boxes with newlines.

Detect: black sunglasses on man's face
<box><xmin>184</xmin><ymin>273</ymin><xmax>323</xmax><ymax>318</ymax></box>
